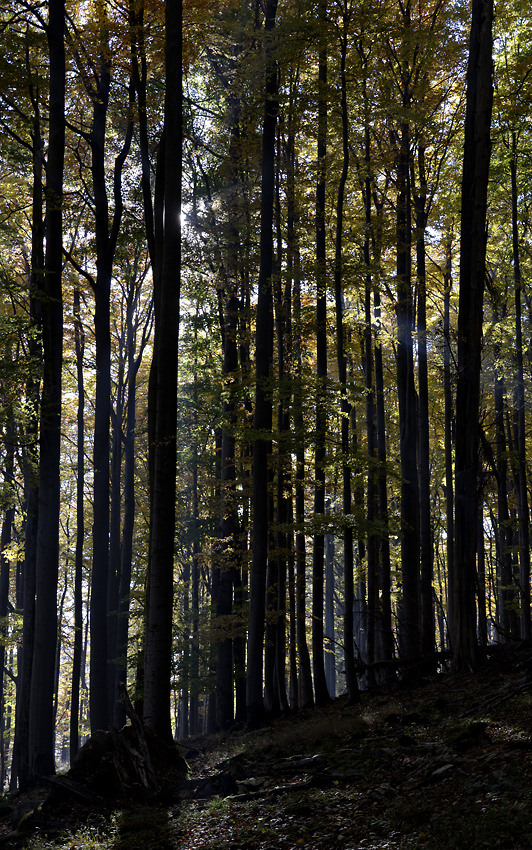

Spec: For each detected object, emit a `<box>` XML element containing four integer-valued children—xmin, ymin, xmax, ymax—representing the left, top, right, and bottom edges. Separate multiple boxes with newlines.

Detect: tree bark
<box><xmin>395</xmin><ymin>116</ymin><xmax>420</xmax><ymax>663</ymax></box>
<box><xmin>29</xmin><ymin>0</ymin><xmax>65</xmax><ymax>777</ymax></box>
<box><xmin>334</xmin><ymin>17</ymin><xmax>359</xmax><ymax>703</ymax></box>
<box><xmin>246</xmin><ymin>0</ymin><xmax>279</xmax><ymax>730</ymax></box>
<box><xmin>144</xmin><ymin>0</ymin><xmax>182</xmax><ymax>742</ymax></box>
<box><xmin>414</xmin><ymin>145</ymin><xmax>434</xmax><ymax>661</ymax></box>
<box><xmin>312</xmin><ymin>0</ymin><xmax>331</xmax><ymax>707</ymax></box>
<box><xmin>12</xmin><ymin>103</ymin><xmax>43</xmax><ymax>791</ymax></box>
<box><xmin>216</xmin><ymin>294</ymin><xmax>239</xmax><ymax>729</ymax></box>
<box><xmin>509</xmin><ymin>136</ymin><xmax>531</xmax><ymax>641</ymax></box>
<box><xmin>70</xmin><ymin>289</ymin><xmax>85</xmax><ymax>760</ymax></box>
<box><xmin>0</xmin><ymin>413</ymin><xmax>15</xmax><ymax>786</ymax></box>
<box><xmin>443</xmin><ymin>241</ymin><xmax>455</xmax><ymax>649</ymax></box>
<box><xmin>286</xmin><ymin>125</ymin><xmax>313</xmax><ymax>709</ymax></box>
<box><xmin>453</xmin><ymin>0</ymin><xmax>493</xmax><ymax>672</ymax></box>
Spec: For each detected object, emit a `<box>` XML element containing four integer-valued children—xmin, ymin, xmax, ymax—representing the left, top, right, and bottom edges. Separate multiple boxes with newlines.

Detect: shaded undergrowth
<box><xmin>5</xmin><ymin>645</ymin><xmax>532</xmax><ymax>848</ymax></box>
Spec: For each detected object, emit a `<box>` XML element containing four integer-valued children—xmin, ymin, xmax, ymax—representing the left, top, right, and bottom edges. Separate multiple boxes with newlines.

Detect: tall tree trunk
<box><xmin>287</xmin><ymin>509</ymin><xmax>298</xmax><ymax>709</ymax></box>
<box><xmin>0</xmin><ymin>414</ymin><xmax>15</xmax><ymax>787</ymax></box>
<box><xmin>215</xmin><ymin>86</ymin><xmax>245</xmax><ymax>729</ymax></box>
<box><xmin>443</xmin><ymin>241</ymin><xmax>455</xmax><ymax>649</ymax></box>
<box><xmin>312</xmin><ymin>0</ymin><xmax>331</xmax><ymax>707</ymax></box>
<box><xmin>89</xmin><ymin>25</ymin><xmax>112</xmax><ymax>734</ymax></box>
<box><xmin>108</xmin><ymin>325</ymin><xmax>125</xmax><ymax>723</ymax></box>
<box><xmin>274</xmin><ymin>176</ymin><xmax>290</xmax><ymax>716</ymax></box>
<box><xmin>395</xmin><ymin>116</ymin><xmax>420</xmax><ymax>664</ymax></box>
<box><xmin>324</xmin><ymin>530</ymin><xmax>336</xmax><ymax>698</ymax></box>
<box><xmin>189</xmin><ymin>379</ymin><xmax>201</xmax><ymax>735</ymax></box>
<box><xmin>374</xmin><ymin>287</ymin><xmax>394</xmax><ymax>668</ymax></box>
<box><xmin>29</xmin><ymin>0</ymin><xmax>65</xmax><ymax>777</ymax></box>
<box><xmin>70</xmin><ymin>289</ymin><xmax>85</xmax><ymax>760</ymax></box>
<box><xmin>414</xmin><ymin>145</ymin><xmax>434</xmax><ymax>661</ymax></box>
<box><xmin>271</xmin><ymin>147</ymin><xmax>290</xmax><ymax>715</ymax></box>
<box><xmin>12</xmin><ymin>104</ymin><xmax>43</xmax><ymax>790</ymax></box>
<box><xmin>144</xmin><ymin>0</ymin><xmax>182</xmax><ymax>742</ymax></box>
<box><xmin>286</xmin><ymin>127</ymin><xmax>313</xmax><ymax>709</ymax></box>
<box><xmin>264</xmin><ymin>503</ymin><xmax>279</xmax><ymax>716</ymax></box>
<box><xmin>510</xmin><ymin>136</ymin><xmax>531</xmax><ymax>641</ymax></box>
<box><xmin>216</xmin><ymin>294</ymin><xmax>239</xmax><ymax>729</ymax></box>
<box><xmin>363</xmin><ymin>175</ymin><xmax>379</xmax><ymax>682</ymax></box>
<box><xmin>493</xmin><ymin>325</ymin><xmax>517</xmax><ymax>640</ymax></box>
<box><xmin>114</xmin><ymin>279</ymin><xmax>147</xmax><ymax>728</ymax></box>
<box><xmin>453</xmin><ymin>0</ymin><xmax>493</xmax><ymax>671</ymax></box>
<box><xmin>86</xmin><ymin>24</ymin><xmax>134</xmax><ymax>733</ymax></box>
<box><xmin>335</xmin><ymin>17</ymin><xmax>359</xmax><ymax>703</ymax></box>
<box><xmin>372</xmin><ymin>197</ymin><xmax>394</xmax><ymax>668</ymax></box>
<box><xmin>246</xmin><ymin>0</ymin><xmax>279</xmax><ymax>730</ymax></box>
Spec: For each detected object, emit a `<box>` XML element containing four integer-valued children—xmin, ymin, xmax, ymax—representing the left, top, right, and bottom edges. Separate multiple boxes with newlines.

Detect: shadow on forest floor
<box><xmin>4</xmin><ymin>644</ymin><xmax>532</xmax><ymax>849</ymax></box>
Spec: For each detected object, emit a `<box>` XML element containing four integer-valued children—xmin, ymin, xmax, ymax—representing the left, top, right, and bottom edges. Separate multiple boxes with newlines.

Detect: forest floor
<box><xmin>4</xmin><ymin>644</ymin><xmax>532</xmax><ymax>849</ymax></box>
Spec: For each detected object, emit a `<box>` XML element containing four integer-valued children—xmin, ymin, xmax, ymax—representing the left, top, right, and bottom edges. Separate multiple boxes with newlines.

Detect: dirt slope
<box><xmin>4</xmin><ymin>645</ymin><xmax>532</xmax><ymax>849</ymax></box>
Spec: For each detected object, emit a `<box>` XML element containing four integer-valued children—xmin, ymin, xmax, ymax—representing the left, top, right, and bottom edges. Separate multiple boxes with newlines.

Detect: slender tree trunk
<box><xmin>144</xmin><ymin>0</ymin><xmax>182</xmax><ymax>742</ymax></box>
<box><xmin>373</xmin><ymin>208</ymin><xmax>394</xmax><ymax>667</ymax></box>
<box><xmin>114</xmin><ymin>282</ymin><xmax>146</xmax><ymax>728</ymax></box>
<box><xmin>29</xmin><ymin>0</ymin><xmax>65</xmax><ymax>777</ymax></box>
<box><xmin>180</xmin><ymin>553</ymin><xmax>190</xmax><ymax>738</ymax></box>
<box><xmin>287</xmin><ymin>510</ymin><xmax>298</xmax><ymax>709</ymax></box>
<box><xmin>415</xmin><ymin>146</ymin><xmax>434</xmax><ymax>661</ymax></box>
<box><xmin>477</xmin><ymin>505</ymin><xmax>487</xmax><ymax>646</ymax></box>
<box><xmin>334</xmin><ymin>20</ymin><xmax>359</xmax><ymax>703</ymax></box>
<box><xmin>215</xmin><ymin>87</ymin><xmax>245</xmax><ymax>729</ymax></box>
<box><xmin>70</xmin><ymin>289</ymin><xmax>85</xmax><ymax>760</ymax></box>
<box><xmin>0</xmin><ymin>416</ymin><xmax>15</xmax><ymax>786</ymax></box>
<box><xmin>216</xmin><ymin>294</ymin><xmax>239</xmax><ymax>729</ymax></box>
<box><xmin>493</xmin><ymin>327</ymin><xmax>517</xmax><ymax>640</ymax></box>
<box><xmin>264</xmin><ymin>510</ymin><xmax>279</xmax><ymax>716</ymax></box>
<box><xmin>108</xmin><ymin>328</ymin><xmax>125</xmax><ymax>722</ymax></box>
<box><xmin>87</xmin><ymin>37</ymin><xmax>134</xmax><ymax>735</ymax></box>
<box><xmin>443</xmin><ymin>241</ymin><xmax>455</xmax><ymax>648</ymax></box>
<box><xmin>312</xmin><ymin>0</ymin><xmax>331</xmax><ymax>707</ymax></box>
<box><xmin>189</xmin><ymin>392</ymin><xmax>200</xmax><ymax>736</ymax></box>
<box><xmin>510</xmin><ymin>137</ymin><xmax>531</xmax><ymax>641</ymax></box>
<box><xmin>12</xmin><ymin>109</ymin><xmax>43</xmax><ymax>790</ymax></box>
<box><xmin>54</xmin><ymin>572</ymin><xmax>68</xmax><ymax>726</ymax></box>
<box><xmin>89</xmin><ymin>29</ymin><xmax>112</xmax><ymax>733</ymax></box>
<box><xmin>286</xmin><ymin>128</ymin><xmax>313</xmax><ymax>709</ymax></box>
<box><xmin>453</xmin><ymin>0</ymin><xmax>493</xmax><ymax>671</ymax></box>
<box><xmin>274</xmin><ymin>173</ymin><xmax>290</xmax><ymax>715</ymax></box>
<box><xmin>246</xmin><ymin>0</ymin><xmax>279</xmax><ymax>730</ymax></box>
<box><xmin>373</xmin><ymin>291</ymin><xmax>394</xmax><ymax>668</ymax></box>
<box><xmin>363</xmin><ymin>211</ymin><xmax>378</xmax><ymax>681</ymax></box>
<box><xmin>396</xmin><ymin>116</ymin><xmax>420</xmax><ymax>663</ymax></box>
<box><xmin>324</xmin><ymin>531</ymin><xmax>336</xmax><ymax>697</ymax></box>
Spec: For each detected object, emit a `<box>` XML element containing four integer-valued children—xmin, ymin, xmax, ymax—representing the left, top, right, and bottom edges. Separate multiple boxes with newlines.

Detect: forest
<box><xmin>0</xmin><ymin>0</ymin><xmax>529</xmax><ymax>793</ymax></box>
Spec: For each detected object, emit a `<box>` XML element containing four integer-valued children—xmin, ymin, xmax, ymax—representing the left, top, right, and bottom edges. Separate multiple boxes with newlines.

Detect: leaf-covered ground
<box><xmin>5</xmin><ymin>645</ymin><xmax>532</xmax><ymax>849</ymax></box>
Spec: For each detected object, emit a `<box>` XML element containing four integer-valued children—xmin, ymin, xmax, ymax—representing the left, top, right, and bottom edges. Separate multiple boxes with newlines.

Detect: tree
<box><xmin>69</xmin><ymin>287</ymin><xmax>84</xmax><ymax>759</ymax></box>
<box><xmin>311</xmin><ymin>0</ymin><xmax>331</xmax><ymax>708</ymax></box>
<box><xmin>143</xmin><ymin>0</ymin><xmax>182</xmax><ymax>742</ymax></box>
<box><xmin>332</xmin><ymin>0</ymin><xmax>359</xmax><ymax>704</ymax></box>
<box><xmin>452</xmin><ymin>0</ymin><xmax>494</xmax><ymax>672</ymax></box>
<box><xmin>246</xmin><ymin>0</ymin><xmax>280</xmax><ymax>730</ymax></box>
<box><xmin>28</xmin><ymin>0</ymin><xmax>65</xmax><ymax>777</ymax></box>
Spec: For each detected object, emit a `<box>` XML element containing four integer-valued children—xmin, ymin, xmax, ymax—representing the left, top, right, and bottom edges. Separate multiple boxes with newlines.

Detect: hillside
<box><xmin>4</xmin><ymin>645</ymin><xmax>532</xmax><ymax>849</ymax></box>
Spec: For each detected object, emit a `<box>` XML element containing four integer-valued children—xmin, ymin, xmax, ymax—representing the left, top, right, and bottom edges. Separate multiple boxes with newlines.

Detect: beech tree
<box><xmin>143</xmin><ymin>0</ymin><xmax>182</xmax><ymax>743</ymax></box>
<box><xmin>27</xmin><ymin>0</ymin><xmax>65</xmax><ymax>778</ymax></box>
<box><xmin>452</xmin><ymin>0</ymin><xmax>494</xmax><ymax>671</ymax></box>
